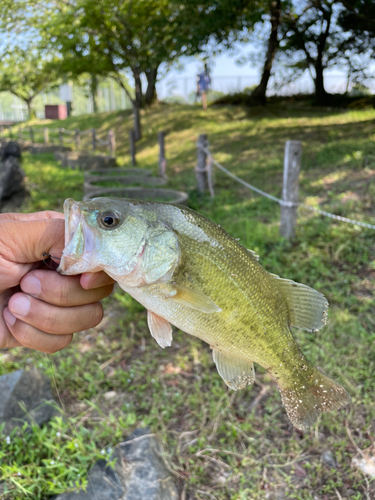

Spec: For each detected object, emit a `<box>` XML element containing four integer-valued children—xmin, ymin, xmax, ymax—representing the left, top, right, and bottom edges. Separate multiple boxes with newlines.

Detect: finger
<box><xmin>20</xmin><ymin>270</ymin><xmax>114</xmax><ymax>306</ymax></box>
<box><xmin>1</xmin><ymin>309</ymin><xmax>22</xmax><ymax>348</ymax></box>
<box><xmin>0</xmin><ymin>218</ymin><xmax>65</xmax><ymax>263</ymax></box>
<box><xmin>8</xmin><ymin>293</ymin><xmax>104</xmax><ymax>335</ymax></box>
<box><xmin>3</xmin><ymin>308</ymin><xmax>72</xmax><ymax>353</ymax></box>
<box><xmin>0</xmin><ymin>211</ymin><xmax>64</xmax><ymax>222</ymax></box>
<box><xmin>80</xmin><ymin>271</ymin><xmax>116</xmax><ymax>290</ymax></box>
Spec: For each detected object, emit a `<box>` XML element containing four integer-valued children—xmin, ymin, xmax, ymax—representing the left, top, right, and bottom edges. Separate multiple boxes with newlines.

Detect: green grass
<box><xmin>1</xmin><ymin>103</ymin><xmax>375</xmax><ymax>499</ymax></box>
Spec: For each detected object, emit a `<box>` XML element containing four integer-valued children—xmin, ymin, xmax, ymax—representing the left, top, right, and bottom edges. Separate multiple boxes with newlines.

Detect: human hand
<box><xmin>0</xmin><ymin>211</ymin><xmax>115</xmax><ymax>353</ymax></box>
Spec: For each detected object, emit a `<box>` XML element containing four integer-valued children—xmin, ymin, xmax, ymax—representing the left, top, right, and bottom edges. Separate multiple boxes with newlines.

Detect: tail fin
<box><xmin>278</xmin><ymin>368</ymin><xmax>350</xmax><ymax>431</ymax></box>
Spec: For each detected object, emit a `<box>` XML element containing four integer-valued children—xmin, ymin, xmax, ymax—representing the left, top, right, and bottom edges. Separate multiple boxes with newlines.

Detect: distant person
<box><xmin>197</xmin><ymin>64</ymin><xmax>211</xmax><ymax>110</ymax></box>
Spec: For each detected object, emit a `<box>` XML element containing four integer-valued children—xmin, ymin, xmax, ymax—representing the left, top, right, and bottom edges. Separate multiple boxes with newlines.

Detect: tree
<box><xmin>45</xmin><ymin>0</ymin><xmax>262</xmax><ymax>138</ymax></box>
<box><xmin>279</xmin><ymin>1</ymin><xmax>345</xmax><ymax>104</ymax></box>
<box><xmin>336</xmin><ymin>1</ymin><xmax>375</xmax><ymax>68</ymax></box>
<box><xmin>0</xmin><ymin>45</ymin><xmax>60</xmax><ymax>119</ymax></box>
<box><xmin>251</xmin><ymin>0</ymin><xmax>282</xmax><ymax>104</ymax></box>
<box><xmin>1</xmin><ymin>0</ymin><xmax>262</xmax><ymax>136</ymax></box>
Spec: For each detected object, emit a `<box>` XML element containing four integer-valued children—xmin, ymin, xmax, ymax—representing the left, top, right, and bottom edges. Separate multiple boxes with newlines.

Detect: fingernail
<box><xmin>10</xmin><ymin>295</ymin><xmax>31</xmax><ymax>317</ymax></box>
<box><xmin>3</xmin><ymin>307</ymin><xmax>16</xmax><ymax>326</ymax></box>
<box><xmin>21</xmin><ymin>275</ymin><xmax>41</xmax><ymax>296</ymax></box>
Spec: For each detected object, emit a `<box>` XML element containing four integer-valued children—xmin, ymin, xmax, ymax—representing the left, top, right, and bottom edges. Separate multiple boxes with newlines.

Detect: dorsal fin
<box><xmin>272</xmin><ymin>275</ymin><xmax>328</xmax><ymax>332</ymax></box>
<box><xmin>246</xmin><ymin>249</ymin><xmax>259</xmax><ymax>261</ymax></box>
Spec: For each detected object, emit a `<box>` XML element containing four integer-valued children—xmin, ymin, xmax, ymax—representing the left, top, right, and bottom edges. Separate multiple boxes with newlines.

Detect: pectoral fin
<box><xmin>172</xmin><ymin>284</ymin><xmax>221</xmax><ymax>314</ymax></box>
<box><xmin>212</xmin><ymin>348</ymin><xmax>255</xmax><ymax>390</ymax></box>
<box><xmin>147</xmin><ymin>310</ymin><xmax>173</xmax><ymax>348</ymax></box>
<box><xmin>272</xmin><ymin>275</ymin><xmax>328</xmax><ymax>332</ymax></box>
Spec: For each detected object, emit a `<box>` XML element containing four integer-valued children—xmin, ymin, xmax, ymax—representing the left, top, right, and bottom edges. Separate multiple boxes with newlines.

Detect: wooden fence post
<box><xmin>108</xmin><ymin>129</ymin><xmax>116</xmax><ymax>156</ymax></box>
<box><xmin>280</xmin><ymin>140</ymin><xmax>302</xmax><ymax>240</ymax></box>
<box><xmin>59</xmin><ymin>128</ymin><xmax>64</xmax><ymax>145</ymax></box>
<box><xmin>196</xmin><ymin>134</ymin><xmax>208</xmax><ymax>194</ymax></box>
<box><xmin>29</xmin><ymin>127</ymin><xmax>34</xmax><ymax>144</ymax></box>
<box><xmin>129</xmin><ymin>129</ymin><xmax>136</xmax><ymax>165</ymax></box>
<box><xmin>18</xmin><ymin>127</ymin><xmax>23</xmax><ymax>141</ymax></box>
<box><xmin>75</xmin><ymin>128</ymin><xmax>80</xmax><ymax>150</ymax></box>
<box><xmin>43</xmin><ymin>127</ymin><xmax>49</xmax><ymax>144</ymax></box>
<box><xmin>158</xmin><ymin>131</ymin><xmax>166</xmax><ymax>176</ymax></box>
<box><xmin>0</xmin><ymin>126</ymin><xmax>3</xmax><ymax>138</ymax></box>
<box><xmin>92</xmin><ymin>128</ymin><xmax>97</xmax><ymax>153</ymax></box>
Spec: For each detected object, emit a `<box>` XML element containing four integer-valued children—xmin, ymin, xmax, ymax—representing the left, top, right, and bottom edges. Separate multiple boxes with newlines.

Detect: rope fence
<box><xmin>196</xmin><ymin>135</ymin><xmax>375</xmax><ymax>238</ymax></box>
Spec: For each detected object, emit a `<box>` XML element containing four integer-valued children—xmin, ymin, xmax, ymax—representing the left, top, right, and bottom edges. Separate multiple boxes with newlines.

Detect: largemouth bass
<box><xmin>58</xmin><ymin>197</ymin><xmax>350</xmax><ymax>430</ymax></box>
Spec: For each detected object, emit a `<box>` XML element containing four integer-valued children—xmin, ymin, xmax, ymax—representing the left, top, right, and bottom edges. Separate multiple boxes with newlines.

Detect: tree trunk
<box><xmin>251</xmin><ymin>0</ymin><xmax>281</xmax><ymax>105</ymax></box>
<box><xmin>133</xmin><ymin>69</ymin><xmax>143</xmax><ymax>109</ymax></box>
<box><xmin>133</xmin><ymin>105</ymin><xmax>142</xmax><ymax>141</ymax></box>
<box><xmin>314</xmin><ymin>58</ymin><xmax>327</xmax><ymax>105</ymax></box>
<box><xmin>116</xmin><ymin>75</ymin><xmax>142</xmax><ymax>141</ymax></box>
<box><xmin>91</xmin><ymin>74</ymin><xmax>99</xmax><ymax>113</ymax></box>
<box><xmin>26</xmin><ymin>98</ymin><xmax>36</xmax><ymax>120</ymax></box>
<box><xmin>145</xmin><ymin>66</ymin><xmax>159</xmax><ymax>106</ymax></box>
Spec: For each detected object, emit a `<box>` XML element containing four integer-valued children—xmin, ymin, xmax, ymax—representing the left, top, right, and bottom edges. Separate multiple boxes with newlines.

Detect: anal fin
<box><xmin>212</xmin><ymin>348</ymin><xmax>255</xmax><ymax>390</ymax></box>
<box><xmin>147</xmin><ymin>310</ymin><xmax>173</xmax><ymax>348</ymax></box>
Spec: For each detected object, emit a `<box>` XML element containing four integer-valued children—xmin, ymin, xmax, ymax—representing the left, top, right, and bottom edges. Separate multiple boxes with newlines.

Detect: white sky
<box><xmin>156</xmin><ymin>41</ymin><xmax>352</xmax><ymax>99</ymax></box>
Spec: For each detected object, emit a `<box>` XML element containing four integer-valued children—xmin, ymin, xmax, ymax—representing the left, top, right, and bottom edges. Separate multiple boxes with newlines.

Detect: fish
<box><xmin>58</xmin><ymin>197</ymin><xmax>350</xmax><ymax>430</ymax></box>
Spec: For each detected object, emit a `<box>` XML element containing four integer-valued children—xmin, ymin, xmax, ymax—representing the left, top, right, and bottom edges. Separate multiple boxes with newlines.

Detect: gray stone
<box><xmin>54</xmin><ymin>151</ymin><xmax>117</xmax><ymax>170</ymax></box>
<box><xmin>113</xmin><ymin>427</ymin><xmax>178</xmax><ymax>500</ymax></box>
<box><xmin>53</xmin><ymin>428</ymin><xmax>179</xmax><ymax>500</ymax></box>
<box><xmin>66</xmin><ymin>153</ymin><xmax>116</xmax><ymax>171</ymax></box>
<box><xmin>29</xmin><ymin>144</ymin><xmax>72</xmax><ymax>154</ymax></box>
<box><xmin>321</xmin><ymin>450</ymin><xmax>337</xmax><ymax>468</ymax></box>
<box><xmin>0</xmin><ymin>141</ymin><xmax>28</xmax><ymax>211</ymax></box>
<box><xmin>0</xmin><ymin>369</ymin><xmax>58</xmax><ymax>434</ymax></box>
<box><xmin>52</xmin><ymin>460</ymin><xmax>124</xmax><ymax>500</ymax></box>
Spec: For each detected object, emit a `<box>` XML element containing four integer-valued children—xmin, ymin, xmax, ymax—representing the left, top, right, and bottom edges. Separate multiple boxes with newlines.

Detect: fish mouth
<box><xmin>57</xmin><ymin>199</ymin><xmax>98</xmax><ymax>275</ymax></box>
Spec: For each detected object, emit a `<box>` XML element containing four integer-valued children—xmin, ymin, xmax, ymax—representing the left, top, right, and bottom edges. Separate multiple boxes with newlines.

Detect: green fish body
<box><xmin>58</xmin><ymin>198</ymin><xmax>350</xmax><ymax>430</ymax></box>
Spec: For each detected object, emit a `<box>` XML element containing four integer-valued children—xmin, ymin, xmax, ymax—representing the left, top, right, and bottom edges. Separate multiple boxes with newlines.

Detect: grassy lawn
<box><xmin>1</xmin><ymin>103</ymin><xmax>375</xmax><ymax>499</ymax></box>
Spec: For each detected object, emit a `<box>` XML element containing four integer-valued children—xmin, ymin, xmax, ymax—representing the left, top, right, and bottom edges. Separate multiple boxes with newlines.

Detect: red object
<box><xmin>45</xmin><ymin>105</ymin><xmax>67</xmax><ymax>120</ymax></box>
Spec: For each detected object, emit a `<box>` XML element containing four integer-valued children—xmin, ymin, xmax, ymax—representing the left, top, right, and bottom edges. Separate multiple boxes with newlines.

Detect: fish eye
<box><xmin>99</xmin><ymin>211</ymin><xmax>120</xmax><ymax>229</ymax></box>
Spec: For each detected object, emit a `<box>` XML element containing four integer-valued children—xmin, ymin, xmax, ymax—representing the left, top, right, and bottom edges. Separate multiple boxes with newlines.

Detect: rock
<box><xmin>103</xmin><ymin>391</ymin><xmax>117</xmax><ymax>400</ymax></box>
<box><xmin>0</xmin><ymin>141</ymin><xmax>28</xmax><ymax>211</ymax></box>
<box><xmin>66</xmin><ymin>153</ymin><xmax>116</xmax><ymax>171</ymax></box>
<box><xmin>114</xmin><ymin>427</ymin><xmax>178</xmax><ymax>500</ymax></box>
<box><xmin>53</xmin><ymin>428</ymin><xmax>179</xmax><ymax>500</ymax></box>
<box><xmin>51</xmin><ymin>460</ymin><xmax>124</xmax><ymax>500</ymax></box>
<box><xmin>29</xmin><ymin>144</ymin><xmax>72</xmax><ymax>154</ymax></box>
<box><xmin>352</xmin><ymin>455</ymin><xmax>375</xmax><ymax>478</ymax></box>
<box><xmin>321</xmin><ymin>450</ymin><xmax>337</xmax><ymax>468</ymax></box>
<box><xmin>54</xmin><ymin>151</ymin><xmax>117</xmax><ymax>170</ymax></box>
<box><xmin>0</xmin><ymin>369</ymin><xmax>58</xmax><ymax>434</ymax></box>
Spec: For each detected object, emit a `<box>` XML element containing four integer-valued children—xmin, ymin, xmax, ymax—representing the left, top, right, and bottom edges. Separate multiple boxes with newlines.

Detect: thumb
<box><xmin>0</xmin><ymin>218</ymin><xmax>65</xmax><ymax>264</ymax></box>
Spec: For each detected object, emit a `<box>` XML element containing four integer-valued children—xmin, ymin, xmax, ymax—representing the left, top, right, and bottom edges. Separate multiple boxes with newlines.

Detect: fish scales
<box><xmin>134</xmin><ymin>203</ymin><xmax>295</xmax><ymax>367</ymax></box>
<box><xmin>58</xmin><ymin>198</ymin><xmax>350</xmax><ymax>430</ymax></box>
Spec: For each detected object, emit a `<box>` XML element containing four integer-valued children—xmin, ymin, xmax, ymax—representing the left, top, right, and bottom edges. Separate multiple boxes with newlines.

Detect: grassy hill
<box><xmin>1</xmin><ymin>103</ymin><xmax>375</xmax><ymax>499</ymax></box>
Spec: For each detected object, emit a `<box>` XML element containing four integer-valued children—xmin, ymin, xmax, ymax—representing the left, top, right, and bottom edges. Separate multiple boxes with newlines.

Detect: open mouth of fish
<box><xmin>57</xmin><ymin>198</ymin><xmax>98</xmax><ymax>275</ymax></box>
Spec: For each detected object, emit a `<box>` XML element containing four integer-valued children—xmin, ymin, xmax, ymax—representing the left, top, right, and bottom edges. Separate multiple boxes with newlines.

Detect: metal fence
<box><xmin>1</xmin><ymin>73</ymin><xmax>374</xmax><ymax>122</ymax></box>
<box><xmin>157</xmin><ymin>74</ymin><xmax>375</xmax><ymax>103</ymax></box>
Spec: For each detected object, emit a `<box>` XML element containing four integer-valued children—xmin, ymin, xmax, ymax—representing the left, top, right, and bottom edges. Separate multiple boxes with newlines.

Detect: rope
<box><xmin>96</xmin><ymin>138</ymin><xmax>110</xmax><ymax>146</ymax></box>
<box><xmin>59</xmin><ymin>128</ymin><xmax>75</xmax><ymax>135</ymax></box>
<box><xmin>200</xmin><ymin>146</ymin><xmax>375</xmax><ymax>231</ymax></box>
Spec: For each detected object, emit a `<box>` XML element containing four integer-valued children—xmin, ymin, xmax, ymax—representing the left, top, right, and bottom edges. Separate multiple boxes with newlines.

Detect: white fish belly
<box><xmin>120</xmin><ymin>284</ymin><xmax>222</xmax><ymax>348</ymax></box>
